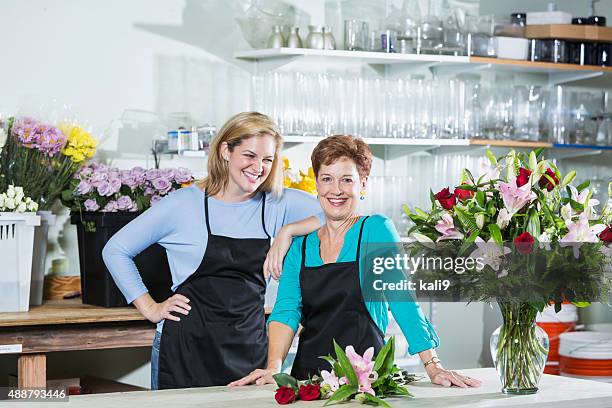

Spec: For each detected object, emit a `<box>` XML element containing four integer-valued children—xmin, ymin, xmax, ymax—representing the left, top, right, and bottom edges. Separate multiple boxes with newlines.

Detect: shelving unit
<box><xmin>235</xmin><ymin>48</ymin><xmax>612</xmax><ymax>85</ymax></box>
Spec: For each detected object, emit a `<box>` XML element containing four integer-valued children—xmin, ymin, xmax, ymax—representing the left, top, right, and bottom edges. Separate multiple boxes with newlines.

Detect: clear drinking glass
<box><xmin>344</xmin><ymin>20</ymin><xmax>369</xmax><ymax>51</ymax></box>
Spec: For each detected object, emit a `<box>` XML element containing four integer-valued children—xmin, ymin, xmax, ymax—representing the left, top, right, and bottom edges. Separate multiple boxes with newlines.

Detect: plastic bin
<box><xmin>0</xmin><ymin>212</ymin><xmax>41</xmax><ymax>312</ymax></box>
<box><xmin>71</xmin><ymin>212</ymin><xmax>173</xmax><ymax>307</ymax></box>
<box><xmin>30</xmin><ymin>211</ymin><xmax>56</xmax><ymax>306</ymax></box>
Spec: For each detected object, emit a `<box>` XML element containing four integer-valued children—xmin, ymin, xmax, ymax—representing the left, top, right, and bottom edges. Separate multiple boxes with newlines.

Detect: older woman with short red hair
<box><xmin>231</xmin><ymin>135</ymin><xmax>481</xmax><ymax>388</ymax></box>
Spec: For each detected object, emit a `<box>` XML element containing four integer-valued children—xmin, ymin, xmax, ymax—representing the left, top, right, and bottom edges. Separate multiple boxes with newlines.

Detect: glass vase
<box><xmin>490</xmin><ymin>302</ymin><xmax>549</xmax><ymax>394</ymax></box>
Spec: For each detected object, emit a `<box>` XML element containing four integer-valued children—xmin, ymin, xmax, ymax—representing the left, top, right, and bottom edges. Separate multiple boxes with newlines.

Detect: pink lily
<box><xmin>345</xmin><ymin>346</ymin><xmax>376</xmax><ymax>396</ymax></box>
<box><xmin>496</xmin><ymin>178</ymin><xmax>537</xmax><ymax>216</ymax></box>
<box><xmin>321</xmin><ymin>370</ymin><xmax>340</xmax><ymax>391</ymax></box>
<box><xmin>435</xmin><ymin>213</ymin><xmax>464</xmax><ymax>241</ymax></box>
<box><xmin>560</xmin><ymin>213</ymin><xmax>606</xmax><ymax>258</ymax></box>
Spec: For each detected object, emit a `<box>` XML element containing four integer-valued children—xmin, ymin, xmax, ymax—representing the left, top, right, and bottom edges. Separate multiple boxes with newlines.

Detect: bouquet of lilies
<box><xmin>402</xmin><ymin>148</ymin><xmax>611</xmax><ymax>308</ymax></box>
<box><xmin>272</xmin><ymin>337</ymin><xmax>418</xmax><ymax>407</ymax></box>
<box><xmin>0</xmin><ymin>117</ymin><xmax>97</xmax><ymax>210</ymax></box>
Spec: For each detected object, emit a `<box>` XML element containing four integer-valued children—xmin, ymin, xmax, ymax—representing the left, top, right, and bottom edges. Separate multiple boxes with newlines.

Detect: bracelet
<box><xmin>423</xmin><ymin>356</ymin><xmax>441</xmax><ymax>368</ymax></box>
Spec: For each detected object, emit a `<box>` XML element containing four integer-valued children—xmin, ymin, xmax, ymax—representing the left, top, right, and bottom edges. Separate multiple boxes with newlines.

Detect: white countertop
<box><xmin>30</xmin><ymin>368</ymin><xmax>612</xmax><ymax>408</ymax></box>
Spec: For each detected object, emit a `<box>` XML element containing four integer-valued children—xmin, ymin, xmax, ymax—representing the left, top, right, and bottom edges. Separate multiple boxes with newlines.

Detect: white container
<box><xmin>29</xmin><ymin>211</ymin><xmax>56</xmax><ymax>306</ymax></box>
<box><xmin>526</xmin><ymin>11</ymin><xmax>572</xmax><ymax>25</ymax></box>
<box><xmin>496</xmin><ymin>36</ymin><xmax>529</xmax><ymax>60</ymax></box>
<box><xmin>0</xmin><ymin>212</ymin><xmax>41</xmax><ymax>312</ymax></box>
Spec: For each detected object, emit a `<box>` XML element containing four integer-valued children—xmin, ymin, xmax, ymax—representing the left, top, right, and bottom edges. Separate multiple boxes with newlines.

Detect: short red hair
<box><xmin>311</xmin><ymin>135</ymin><xmax>372</xmax><ymax>179</ymax></box>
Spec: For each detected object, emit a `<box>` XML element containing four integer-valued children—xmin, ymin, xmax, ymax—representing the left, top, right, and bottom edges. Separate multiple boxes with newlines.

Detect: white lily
<box><xmin>496</xmin><ymin>208</ymin><xmax>512</xmax><ymax>230</ymax></box>
<box><xmin>470</xmin><ymin>237</ymin><xmax>512</xmax><ymax>273</ymax></box>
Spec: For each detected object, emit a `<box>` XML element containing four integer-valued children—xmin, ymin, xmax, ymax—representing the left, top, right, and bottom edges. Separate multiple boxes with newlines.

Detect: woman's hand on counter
<box><xmin>133</xmin><ymin>293</ymin><xmax>191</xmax><ymax>324</ymax></box>
<box><xmin>264</xmin><ymin>227</ymin><xmax>293</xmax><ymax>280</ymax></box>
<box><xmin>227</xmin><ymin>367</ymin><xmax>279</xmax><ymax>387</ymax></box>
<box><xmin>426</xmin><ymin>363</ymin><xmax>482</xmax><ymax>388</ymax></box>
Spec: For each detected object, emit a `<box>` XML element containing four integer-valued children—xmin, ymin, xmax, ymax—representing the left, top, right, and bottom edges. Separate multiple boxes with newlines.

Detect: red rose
<box><xmin>275</xmin><ymin>386</ymin><xmax>296</xmax><ymax>405</ymax></box>
<box><xmin>514</xmin><ymin>232</ymin><xmax>535</xmax><ymax>255</ymax></box>
<box><xmin>516</xmin><ymin>168</ymin><xmax>532</xmax><ymax>187</ymax></box>
<box><xmin>434</xmin><ymin>187</ymin><xmax>457</xmax><ymax>210</ymax></box>
<box><xmin>297</xmin><ymin>384</ymin><xmax>321</xmax><ymax>401</ymax></box>
<box><xmin>455</xmin><ymin>183</ymin><xmax>475</xmax><ymax>201</ymax></box>
<box><xmin>600</xmin><ymin>226</ymin><xmax>612</xmax><ymax>243</ymax></box>
<box><xmin>538</xmin><ymin>168</ymin><xmax>559</xmax><ymax>192</ymax></box>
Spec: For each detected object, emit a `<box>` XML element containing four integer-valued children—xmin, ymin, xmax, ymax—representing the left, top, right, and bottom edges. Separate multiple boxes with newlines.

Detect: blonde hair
<box><xmin>196</xmin><ymin>112</ymin><xmax>284</xmax><ymax>197</ymax></box>
<box><xmin>311</xmin><ymin>135</ymin><xmax>372</xmax><ymax>179</ymax></box>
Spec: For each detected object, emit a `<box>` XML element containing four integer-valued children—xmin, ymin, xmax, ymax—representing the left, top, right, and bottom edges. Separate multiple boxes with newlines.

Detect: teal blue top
<box><xmin>269</xmin><ymin>214</ymin><xmax>440</xmax><ymax>355</ymax></box>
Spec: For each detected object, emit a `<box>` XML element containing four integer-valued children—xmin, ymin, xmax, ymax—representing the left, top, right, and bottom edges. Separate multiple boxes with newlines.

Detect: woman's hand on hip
<box><xmin>426</xmin><ymin>364</ymin><xmax>482</xmax><ymax>388</ymax></box>
<box><xmin>264</xmin><ymin>227</ymin><xmax>292</xmax><ymax>280</ymax></box>
<box><xmin>139</xmin><ymin>294</ymin><xmax>191</xmax><ymax>324</ymax></box>
<box><xmin>227</xmin><ymin>367</ymin><xmax>279</xmax><ymax>387</ymax></box>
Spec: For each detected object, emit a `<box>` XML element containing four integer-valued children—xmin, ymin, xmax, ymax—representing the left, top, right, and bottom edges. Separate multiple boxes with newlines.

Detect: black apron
<box><xmin>158</xmin><ymin>192</ymin><xmax>270</xmax><ymax>389</ymax></box>
<box><xmin>291</xmin><ymin>216</ymin><xmax>385</xmax><ymax>380</ymax></box>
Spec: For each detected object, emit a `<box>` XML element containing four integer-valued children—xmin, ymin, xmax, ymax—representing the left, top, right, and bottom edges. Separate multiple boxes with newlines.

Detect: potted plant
<box><xmin>61</xmin><ymin>163</ymin><xmax>194</xmax><ymax>307</ymax></box>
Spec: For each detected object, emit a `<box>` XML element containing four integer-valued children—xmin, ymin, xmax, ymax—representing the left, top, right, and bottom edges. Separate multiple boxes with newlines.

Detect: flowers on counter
<box><xmin>0</xmin><ymin>185</ymin><xmax>38</xmax><ymax>213</ymax></box>
<box><xmin>272</xmin><ymin>337</ymin><xmax>417</xmax><ymax>407</ymax></box>
<box><xmin>62</xmin><ymin>162</ymin><xmax>194</xmax><ymax>213</ymax></box>
<box><xmin>0</xmin><ymin>116</ymin><xmax>98</xmax><ymax>210</ymax></box>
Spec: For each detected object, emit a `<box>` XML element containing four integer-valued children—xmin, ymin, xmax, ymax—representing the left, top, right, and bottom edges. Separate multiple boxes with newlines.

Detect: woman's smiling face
<box><xmin>222</xmin><ymin>134</ymin><xmax>276</xmax><ymax>196</ymax></box>
<box><xmin>316</xmin><ymin>157</ymin><xmax>366</xmax><ymax>222</ymax></box>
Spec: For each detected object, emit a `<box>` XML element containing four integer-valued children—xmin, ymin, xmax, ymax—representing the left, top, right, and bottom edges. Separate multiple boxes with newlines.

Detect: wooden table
<box><xmin>30</xmin><ymin>368</ymin><xmax>612</xmax><ymax>407</ymax></box>
<box><xmin>0</xmin><ymin>299</ymin><xmax>155</xmax><ymax>388</ymax></box>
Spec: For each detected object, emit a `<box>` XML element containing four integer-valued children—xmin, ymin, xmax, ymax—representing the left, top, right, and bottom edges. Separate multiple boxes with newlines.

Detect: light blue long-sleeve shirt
<box><xmin>102</xmin><ymin>185</ymin><xmax>322</xmax><ymax>331</ymax></box>
<box><xmin>269</xmin><ymin>214</ymin><xmax>440</xmax><ymax>355</ymax></box>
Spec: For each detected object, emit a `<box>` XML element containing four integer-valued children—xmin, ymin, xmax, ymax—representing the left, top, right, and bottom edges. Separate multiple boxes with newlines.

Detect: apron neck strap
<box><xmin>261</xmin><ymin>192</ymin><xmax>270</xmax><ymax>239</ymax></box>
<box><xmin>205</xmin><ymin>190</ymin><xmax>271</xmax><ymax>239</ymax></box>
<box><xmin>301</xmin><ymin>216</ymin><xmax>370</xmax><ymax>268</ymax></box>
<box><xmin>204</xmin><ymin>192</ymin><xmax>212</xmax><ymax>235</ymax></box>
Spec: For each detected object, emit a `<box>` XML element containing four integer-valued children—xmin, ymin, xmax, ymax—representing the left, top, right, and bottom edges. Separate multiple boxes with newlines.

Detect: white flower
<box><xmin>0</xmin><ymin>128</ymin><xmax>6</xmax><ymax>148</ymax></box>
<box><xmin>496</xmin><ymin>208</ymin><xmax>512</xmax><ymax>230</ymax></box>
<box><xmin>561</xmin><ymin>203</ymin><xmax>574</xmax><ymax>222</ymax></box>
<box><xmin>16</xmin><ymin>202</ymin><xmax>26</xmax><ymax>213</ymax></box>
<box><xmin>538</xmin><ymin>232</ymin><xmax>552</xmax><ymax>251</ymax></box>
<box><xmin>5</xmin><ymin>197</ymin><xmax>16</xmax><ymax>210</ymax></box>
<box><xmin>470</xmin><ymin>237</ymin><xmax>511</xmax><ymax>272</ymax></box>
<box><xmin>6</xmin><ymin>185</ymin><xmax>15</xmax><ymax>199</ymax></box>
<box><xmin>0</xmin><ymin>193</ymin><xmax>5</xmax><ymax>209</ymax></box>
<box><xmin>27</xmin><ymin>201</ymin><xmax>38</xmax><ymax>212</ymax></box>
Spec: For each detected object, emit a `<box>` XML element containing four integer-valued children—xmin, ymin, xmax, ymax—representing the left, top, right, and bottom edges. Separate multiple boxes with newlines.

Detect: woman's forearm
<box><xmin>266</xmin><ymin>321</ymin><xmax>296</xmax><ymax>371</ymax></box>
<box><xmin>282</xmin><ymin>215</ymin><xmax>321</xmax><ymax>237</ymax></box>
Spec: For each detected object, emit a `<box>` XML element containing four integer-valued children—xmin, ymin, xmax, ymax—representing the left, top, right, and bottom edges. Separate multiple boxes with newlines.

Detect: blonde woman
<box><xmin>103</xmin><ymin>112</ymin><xmax>322</xmax><ymax>389</ymax></box>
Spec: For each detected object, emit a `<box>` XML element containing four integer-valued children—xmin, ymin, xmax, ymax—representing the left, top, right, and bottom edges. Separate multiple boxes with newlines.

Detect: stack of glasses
<box><xmin>256</xmin><ymin>70</ymin><xmax>612</xmax><ymax>145</ymax></box>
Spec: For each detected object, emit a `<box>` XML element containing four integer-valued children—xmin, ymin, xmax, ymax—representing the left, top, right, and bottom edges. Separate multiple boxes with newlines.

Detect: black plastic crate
<box><xmin>71</xmin><ymin>212</ymin><xmax>173</xmax><ymax>307</ymax></box>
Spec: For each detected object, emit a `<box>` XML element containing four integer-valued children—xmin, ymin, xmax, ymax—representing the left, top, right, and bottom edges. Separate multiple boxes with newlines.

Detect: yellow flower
<box><xmin>59</xmin><ymin>122</ymin><xmax>98</xmax><ymax>163</ymax></box>
<box><xmin>283</xmin><ymin>156</ymin><xmax>290</xmax><ymax>170</ymax></box>
<box><xmin>290</xmin><ymin>166</ymin><xmax>317</xmax><ymax>195</ymax></box>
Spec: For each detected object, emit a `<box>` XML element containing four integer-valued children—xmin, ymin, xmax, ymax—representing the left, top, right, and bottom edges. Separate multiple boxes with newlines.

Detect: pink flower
<box><xmin>96</xmin><ymin>180</ymin><xmax>114</xmax><ymax>197</ymax></box>
<box><xmin>174</xmin><ymin>167</ymin><xmax>193</xmax><ymax>184</ymax></box>
<box><xmin>560</xmin><ymin>213</ymin><xmax>606</xmax><ymax>258</ymax></box>
<box><xmin>77</xmin><ymin>180</ymin><xmax>92</xmax><ymax>195</ymax></box>
<box><xmin>345</xmin><ymin>346</ymin><xmax>376</xmax><ymax>396</ymax></box>
<box><xmin>160</xmin><ymin>168</ymin><xmax>175</xmax><ymax>180</ymax></box>
<box><xmin>145</xmin><ymin>169</ymin><xmax>162</xmax><ymax>181</ymax></box>
<box><xmin>102</xmin><ymin>200</ymin><xmax>118</xmax><ymax>212</ymax></box>
<box><xmin>83</xmin><ymin>199</ymin><xmax>99</xmax><ymax>212</ymax></box>
<box><xmin>108</xmin><ymin>177</ymin><xmax>122</xmax><ymax>194</ymax></box>
<box><xmin>320</xmin><ymin>370</ymin><xmax>340</xmax><ymax>391</ymax></box>
<box><xmin>152</xmin><ymin>178</ymin><xmax>172</xmax><ymax>194</ymax></box>
<box><xmin>435</xmin><ymin>213</ymin><xmax>464</xmax><ymax>241</ymax></box>
<box><xmin>496</xmin><ymin>179</ymin><xmax>536</xmax><ymax>216</ymax></box>
<box><xmin>116</xmin><ymin>195</ymin><xmax>134</xmax><ymax>211</ymax></box>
